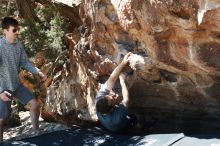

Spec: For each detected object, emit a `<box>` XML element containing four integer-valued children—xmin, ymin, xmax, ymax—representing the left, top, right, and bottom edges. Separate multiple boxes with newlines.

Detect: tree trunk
<box><xmin>15</xmin><ymin>0</ymin><xmax>40</xmax><ymax>22</ymax></box>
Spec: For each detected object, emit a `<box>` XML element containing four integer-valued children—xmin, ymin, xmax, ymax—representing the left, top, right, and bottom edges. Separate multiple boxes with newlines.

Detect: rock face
<box><xmin>42</xmin><ymin>0</ymin><xmax>220</xmax><ymax>133</ymax></box>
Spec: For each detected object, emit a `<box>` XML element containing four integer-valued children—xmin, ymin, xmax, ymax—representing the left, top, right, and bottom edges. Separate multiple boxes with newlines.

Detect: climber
<box><xmin>0</xmin><ymin>17</ymin><xmax>47</xmax><ymax>142</ymax></box>
<box><xmin>96</xmin><ymin>52</ymin><xmax>138</xmax><ymax>132</ymax></box>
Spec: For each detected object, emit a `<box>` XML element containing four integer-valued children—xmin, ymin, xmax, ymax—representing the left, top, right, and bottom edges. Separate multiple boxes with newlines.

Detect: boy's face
<box><xmin>3</xmin><ymin>25</ymin><xmax>19</xmax><ymax>40</ymax></box>
<box><xmin>107</xmin><ymin>91</ymin><xmax>119</xmax><ymax>107</ymax></box>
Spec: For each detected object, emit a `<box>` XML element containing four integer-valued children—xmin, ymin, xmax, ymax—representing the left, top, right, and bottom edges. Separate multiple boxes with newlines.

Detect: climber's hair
<box><xmin>1</xmin><ymin>17</ymin><xmax>18</xmax><ymax>30</ymax></box>
<box><xmin>96</xmin><ymin>96</ymin><xmax>113</xmax><ymax>114</ymax></box>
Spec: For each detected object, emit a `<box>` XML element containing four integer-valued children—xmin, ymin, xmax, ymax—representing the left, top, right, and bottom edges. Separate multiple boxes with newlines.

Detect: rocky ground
<box><xmin>3</xmin><ymin>111</ymin><xmax>70</xmax><ymax>142</ymax></box>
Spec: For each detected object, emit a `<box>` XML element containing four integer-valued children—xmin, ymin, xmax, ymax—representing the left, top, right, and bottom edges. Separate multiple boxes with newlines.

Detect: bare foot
<box><xmin>32</xmin><ymin>129</ymin><xmax>44</xmax><ymax>137</ymax></box>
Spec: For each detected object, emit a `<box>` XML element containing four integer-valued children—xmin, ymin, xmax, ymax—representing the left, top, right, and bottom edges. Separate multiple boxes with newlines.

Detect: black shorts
<box><xmin>0</xmin><ymin>84</ymin><xmax>34</xmax><ymax>119</ymax></box>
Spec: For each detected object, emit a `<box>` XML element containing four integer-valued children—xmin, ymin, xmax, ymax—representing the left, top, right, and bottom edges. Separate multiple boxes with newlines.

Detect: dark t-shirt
<box><xmin>96</xmin><ymin>84</ymin><xmax>128</xmax><ymax>131</ymax></box>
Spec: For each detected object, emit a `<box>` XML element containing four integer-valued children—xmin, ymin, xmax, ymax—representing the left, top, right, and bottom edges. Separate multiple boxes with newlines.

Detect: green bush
<box><xmin>19</xmin><ymin>6</ymin><xmax>66</xmax><ymax>58</ymax></box>
<box><xmin>46</xmin><ymin>14</ymin><xmax>65</xmax><ymax>54</ymax></box>
<box><xmin>19</xmin><ymin>20</ymin><xmax>47</xmax><ymax>56</ymax></box>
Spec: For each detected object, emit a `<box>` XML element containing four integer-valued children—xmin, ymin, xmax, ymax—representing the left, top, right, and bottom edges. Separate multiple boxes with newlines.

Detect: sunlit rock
<box><xmin>39</xmin><ymin>0</ymin><xmax>220</xmax><ymax>132</ymax></box>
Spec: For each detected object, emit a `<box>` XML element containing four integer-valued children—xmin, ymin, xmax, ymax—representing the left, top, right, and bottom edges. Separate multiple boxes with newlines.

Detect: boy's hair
<box><xmin>1</xmin><ymin>17</ymin><xmax>18</xmax><ymax>29</ymax></box>
<box><xmin>96</xmin><ymin>96</ymin><xmax>113</xmax><ymax>114</ymax></box>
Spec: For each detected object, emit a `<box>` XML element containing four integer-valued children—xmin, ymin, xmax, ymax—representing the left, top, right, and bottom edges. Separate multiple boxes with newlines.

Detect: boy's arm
<box><xmin>19</xmin><ymin>44</ymin><xmax>47</xmax><ymax>81</ymax></box>
<box><xmin>19</xmin><ymin>44</ymin><xmax>40</xmax><ymax>74</ymax></box>
<box><xmin>104</xmin><ymin>52</ymin><xmax>132</xmax><ymax>90</ymax></box>
<box><xmin>119</xmin><ymin>73</ymin><xmax>129</xmax><ymax>107</ymax></box>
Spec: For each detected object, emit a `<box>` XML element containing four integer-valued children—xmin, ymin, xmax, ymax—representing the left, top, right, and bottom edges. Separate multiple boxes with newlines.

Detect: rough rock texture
<box><xmin>41</xmin><ymin>0</ymin><xmax>220</xmax><ymax>133</ymax></box>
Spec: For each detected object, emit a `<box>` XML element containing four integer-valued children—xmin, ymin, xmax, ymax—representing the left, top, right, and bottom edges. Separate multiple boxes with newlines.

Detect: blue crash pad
<box><xmin>172</xmin><ymin>136</ymin><xmax>220</xmax><ymax>146</ymax></box>
<box><xmin>135</xmin><ymin>133</ymin><xmax>184</xmax><ymax>146</ymax></box>
<box><xmin>3</xmin><ymin>127</ymin><xmax>185</xmax><ymax>146</ymax></box>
